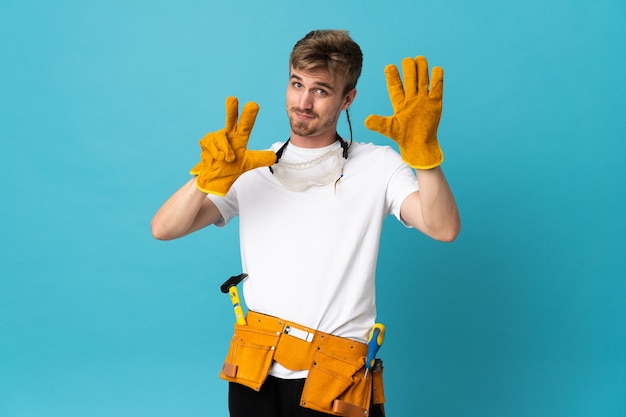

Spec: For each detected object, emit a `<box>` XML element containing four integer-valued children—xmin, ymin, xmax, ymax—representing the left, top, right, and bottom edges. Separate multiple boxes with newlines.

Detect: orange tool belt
<box><xmin>220</xmin><ymin>311</ymin><xmax>386</xmax><ymax>417</ymax></box>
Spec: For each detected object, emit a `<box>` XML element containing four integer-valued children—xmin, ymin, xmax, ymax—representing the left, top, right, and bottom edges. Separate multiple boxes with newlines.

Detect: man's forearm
<box><xmin>151</xmin><ymin>177</ymin><xmax>219</xmax><ymax>240</ymax></box>
<box><xmin>416</xmin><ymin>167</ymin><xmax>460</xmax><ymax>240</ymax></box>
<box><xmin>402</xmin><ymin>167</ymin><xmax>460</xmax><ymax>241</ymax></box>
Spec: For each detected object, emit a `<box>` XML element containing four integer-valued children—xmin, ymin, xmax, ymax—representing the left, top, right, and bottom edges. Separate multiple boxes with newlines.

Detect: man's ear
<box><xmin>342</xmin><ymin>88</ymin><xmax>357</xmax><ymax>110</ymax></box>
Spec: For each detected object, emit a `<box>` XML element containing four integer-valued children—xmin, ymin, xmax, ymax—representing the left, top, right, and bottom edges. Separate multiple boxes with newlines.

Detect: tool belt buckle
<box><xmin>284</xmin><ymin>325</ymin><xmax>314</xmax><ymax>342</ymax></box>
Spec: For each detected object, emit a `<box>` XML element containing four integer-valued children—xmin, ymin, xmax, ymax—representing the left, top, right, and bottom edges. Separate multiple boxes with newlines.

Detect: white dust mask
<box><xmin>270</xmin><ymin>137</ymin><xmax>348</xmax><ymax>192</ymax></box>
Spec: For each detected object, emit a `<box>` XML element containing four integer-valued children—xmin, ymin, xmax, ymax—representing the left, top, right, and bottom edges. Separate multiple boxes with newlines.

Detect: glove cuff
<box><xmin>195</xmin><ymin>175</ymin><xmax>231</xmax><ymax>196</ymax></box>
<box><xmin>402</xmin><ymin>140</ymin><xmax>444</xmax><ymax>169</ymax></box>
<box><xmin>189</xmin><ymin>161</ymin><xmax>202</xmax><ymax>176</ymax></box>
<box><xmin>190</xmin><ymin>161</ymin><xmax>233</xmax><ymax>196</ymax></box>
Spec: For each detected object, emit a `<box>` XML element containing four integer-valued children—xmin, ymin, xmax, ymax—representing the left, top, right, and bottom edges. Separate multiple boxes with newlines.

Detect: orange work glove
<box><xmin>190</xmin><ymin>96</ymin><xmax>276</xmax><ymax>195</ymax></box>
<box><xmin>365</xmin><ymin>56</ymin><xmax>444</xmax><ymax>169</ymax></box>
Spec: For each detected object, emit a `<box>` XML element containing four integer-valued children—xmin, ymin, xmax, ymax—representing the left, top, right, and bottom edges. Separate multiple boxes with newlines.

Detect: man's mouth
<box><xmin>292</xmin><ymin>108</ymin><xmax>317</xmax><ymax>120</ymax></box>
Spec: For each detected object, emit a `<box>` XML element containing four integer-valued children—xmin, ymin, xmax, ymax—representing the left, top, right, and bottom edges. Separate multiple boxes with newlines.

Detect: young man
<box><xmin>151</xmin><ymin>30</ymin><xmax>460</xmax><ymax>417</ymax></box>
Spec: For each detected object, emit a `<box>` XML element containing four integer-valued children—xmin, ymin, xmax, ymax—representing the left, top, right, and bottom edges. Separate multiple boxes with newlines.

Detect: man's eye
<box><xmin>316</xmin><ymin>89</ymin><xmax>328</xmax><ymax>96</ymax></box>
<box><xmin>293</xmin><ymin>82</ymin><xmax>303</xmax><ymax>88</ymax></box>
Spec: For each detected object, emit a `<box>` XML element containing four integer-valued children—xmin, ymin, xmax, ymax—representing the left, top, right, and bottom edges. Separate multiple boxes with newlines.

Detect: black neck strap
<box><xmin>274</xmin><ymin>133</ymin><xmax>349</xmax><ymax>164</ymax></box>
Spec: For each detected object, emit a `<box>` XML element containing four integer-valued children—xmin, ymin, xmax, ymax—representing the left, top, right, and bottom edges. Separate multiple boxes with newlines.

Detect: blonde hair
<box><xmin>289</xmin><ymin>30</ymin><xmax>363</xmax><ymax>95</ymax></box>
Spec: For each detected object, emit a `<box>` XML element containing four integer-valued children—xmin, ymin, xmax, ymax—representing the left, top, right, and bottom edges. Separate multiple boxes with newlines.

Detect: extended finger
<box><xmin>237</xmin><ymin>101</ymin><xmax>260</xmax><ymax>137</ymax></box>
<box><xmin>383</xmin><ymin>64</ymin><xmax>405</xmax><ymax>111</ymax></box>
<box><xmin>415</xmin><ymin>56</ymin><xmax>430</xmax><ymax>97</ymax></box>
<box><xmin>244</xmin><ymin>149</ymin><xmax>277</xmax><ymax>171</ymax></box>
<box><xmin>401</xmin><ymin>57</ymin><xmax>418</xmax><ymax>98</ymax></box>
<box><xmin>224</xmin><ymin>96</ymin><xmax>239</xmax><ymax>133</ymax></box>
<box><xmin>429</xmin><ymin>66</ymin><xmax>444</xmax><ymax>98</ymax></box>
<box><xmin>364</xmin><ymin>114</ymin><xmax>394</xmax><ymax>136</ymax></box>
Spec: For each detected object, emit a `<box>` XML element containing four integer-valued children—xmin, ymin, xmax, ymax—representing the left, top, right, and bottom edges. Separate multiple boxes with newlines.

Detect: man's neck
<box><xmin>289</xmin><ymin>131</ymin><xmax>338</xmax><ymax>149</ymax></box>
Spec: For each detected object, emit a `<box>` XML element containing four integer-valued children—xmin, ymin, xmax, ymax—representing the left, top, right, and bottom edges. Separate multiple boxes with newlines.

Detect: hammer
<box><xmin>220</xmin><ymin>273</ymin><xmax>248</xmax><ymax>325</ymax></box>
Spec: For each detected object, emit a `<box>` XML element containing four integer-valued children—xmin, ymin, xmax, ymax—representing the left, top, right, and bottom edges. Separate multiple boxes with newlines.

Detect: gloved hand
<box><xmin>365</xmin><ymin>56</ymin><xmax>444</xmax><ymax>169</ymax></box>
<box><xmin>190</xmin><ymin>96</ymin><xmax>276</xmax><ymax>195</ymax></box>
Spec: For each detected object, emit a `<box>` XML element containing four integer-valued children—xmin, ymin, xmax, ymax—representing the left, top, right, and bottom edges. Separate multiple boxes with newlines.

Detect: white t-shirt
<box><xmin>208</xmin><ymin>140</ymin><xmax>419</xmax><ymax>377</ymax></box>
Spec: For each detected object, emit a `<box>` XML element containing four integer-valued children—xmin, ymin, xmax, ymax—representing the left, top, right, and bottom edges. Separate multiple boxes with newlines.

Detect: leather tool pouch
<box><xmin>372</xmin><ymin>361</ymin><xmax>386</xmax><ymax>406</ymax></box>
<box><xmin>219</xmin><ymin>323</ymin><xmax>280</xmax><ymax>391</ymax></box>
<box><xmin>220</xmin><ymin>312</ymin><xmax>386</xmax><ymax>417</ymax></box>
<box><xmin>301</xmin><ymin>337</ymin><xmax>385</xmax><ymax>417</ymax></box>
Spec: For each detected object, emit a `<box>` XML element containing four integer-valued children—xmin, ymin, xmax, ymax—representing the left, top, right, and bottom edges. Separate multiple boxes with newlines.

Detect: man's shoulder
<box><xmin>349</xmin><ymin>140</ymin><xmax>402</xmax><ymax>159</ymax></box>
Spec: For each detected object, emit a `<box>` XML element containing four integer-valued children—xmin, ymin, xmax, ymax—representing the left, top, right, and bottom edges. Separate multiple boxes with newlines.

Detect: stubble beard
<box><xmin>290</xmin><ymin>120</ymin><xmax>316</xmax><ymax>137</ymax></box>
<box><xmin>288</xmin><ymin>108</ymin><xmax>338</xmax><ymax>138</ymax></box>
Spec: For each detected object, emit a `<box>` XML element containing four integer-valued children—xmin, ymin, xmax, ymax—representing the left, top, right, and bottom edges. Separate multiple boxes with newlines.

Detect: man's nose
<box><xmin>298</xmin><ymin>91</ymin><xmax>313</xmax><ymax>110</ymax></box>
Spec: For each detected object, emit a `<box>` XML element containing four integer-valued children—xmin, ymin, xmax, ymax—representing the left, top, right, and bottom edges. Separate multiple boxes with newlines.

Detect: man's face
<box><xmin>286</xmin><ymin>67</ymin><xmax>355</xmax><ymax>141</ymax></box>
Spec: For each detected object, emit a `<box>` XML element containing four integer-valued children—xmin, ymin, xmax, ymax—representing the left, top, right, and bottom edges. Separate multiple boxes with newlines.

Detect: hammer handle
<box><xmin>229</xmin><ymin>286</ymin><xmax>246</xmax><ymax>325</ymax></box>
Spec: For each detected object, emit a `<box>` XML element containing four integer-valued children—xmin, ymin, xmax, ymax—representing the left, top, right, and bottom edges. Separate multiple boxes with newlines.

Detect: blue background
<box><xmin>1</xmin><ymin>1</ymin><xmax>625</xmax><ymax>416</ymax></box>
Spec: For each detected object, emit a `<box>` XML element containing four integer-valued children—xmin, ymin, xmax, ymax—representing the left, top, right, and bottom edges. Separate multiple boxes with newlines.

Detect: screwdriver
<box><xmin>364</xmin><ymin>323</ymin><xmax>385</xmax><ymax>379</ymax></box>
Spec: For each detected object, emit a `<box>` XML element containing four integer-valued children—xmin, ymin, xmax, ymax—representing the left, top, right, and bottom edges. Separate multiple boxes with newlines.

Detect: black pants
<box><xmin>229</xmin><ymin>376</ymin><xmax>385</xmax><ymax>417</ymax></box>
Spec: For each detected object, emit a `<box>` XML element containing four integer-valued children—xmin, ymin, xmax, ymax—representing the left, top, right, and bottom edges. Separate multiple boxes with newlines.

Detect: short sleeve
<box><xmin>386</xmin><ymin>161</ymin><xmax>419</xmax><ymax>227</ymax></box>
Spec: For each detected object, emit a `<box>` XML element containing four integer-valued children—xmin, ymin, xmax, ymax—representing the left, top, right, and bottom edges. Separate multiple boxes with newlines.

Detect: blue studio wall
<box><xmin>1</xmin><ymin>1</ymin><xmax>625</xmax><ymax>416</ymax></box>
